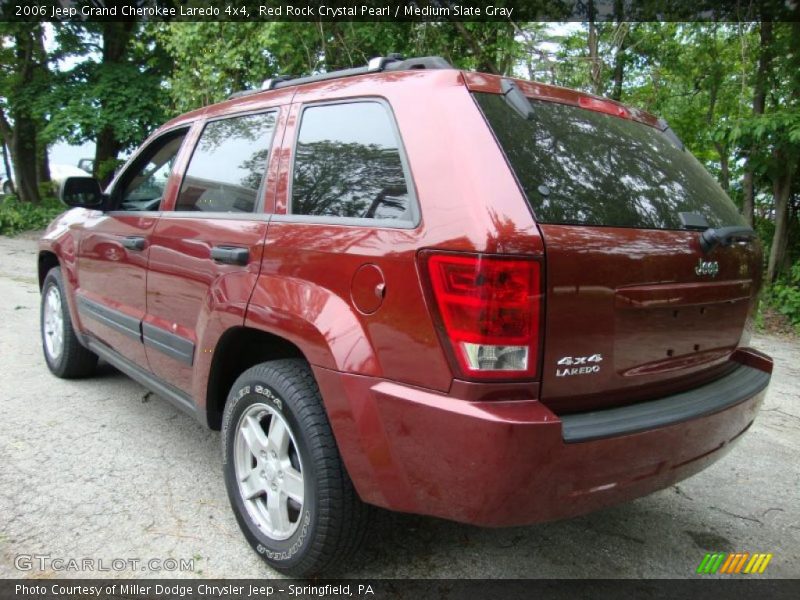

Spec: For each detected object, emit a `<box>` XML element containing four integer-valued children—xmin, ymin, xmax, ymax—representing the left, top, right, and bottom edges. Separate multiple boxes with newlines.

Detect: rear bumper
<box><xmin>314</xmin><ymin>348</ymin><xmax>771</xmax><ymax>527</ymax></box>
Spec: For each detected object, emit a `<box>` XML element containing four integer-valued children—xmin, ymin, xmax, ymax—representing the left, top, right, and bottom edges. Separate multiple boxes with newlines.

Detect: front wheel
<box><xmin>40</xmin><ymin>267</ymin><xmax>98</xmax><ymax>378</ymax></box>
<box><xmin>222</xmin><ymin>359</ymin><xmax>369</xmax><ymax>576</ymax></box>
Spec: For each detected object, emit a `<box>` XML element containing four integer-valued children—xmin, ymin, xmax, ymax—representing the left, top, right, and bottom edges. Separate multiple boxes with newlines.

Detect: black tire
<box><xmin>2</xmin><ymin>180</ymin><xmax>13</xmax><ymax>195</ymax></box>
<box><xmin>40</xmin><ymin>267</ymin><xmax>98</xmax><ymax>378</ymax></box>
<box><xmin>222</xmin><ymin>359</ymin><xmax>369</xmax><ymax>576</ymax></box>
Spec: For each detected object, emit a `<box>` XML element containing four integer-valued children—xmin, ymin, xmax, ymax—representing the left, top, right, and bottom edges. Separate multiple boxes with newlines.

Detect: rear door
<box><xmin>144</xmin><ymin>109</ymin><xmax>282</xmax><ymax>394</ymax></box>
<box><xmin>473</xmin><ymin>90</ymin><xmax>761</xmax><ymax>413</ymax></box>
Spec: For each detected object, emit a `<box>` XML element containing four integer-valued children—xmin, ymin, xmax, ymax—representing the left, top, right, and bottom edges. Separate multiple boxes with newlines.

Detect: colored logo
<box><xmin>696</xmin><ymin>552</ymin><xmax>773</xmax><ymax>575</ymax></box>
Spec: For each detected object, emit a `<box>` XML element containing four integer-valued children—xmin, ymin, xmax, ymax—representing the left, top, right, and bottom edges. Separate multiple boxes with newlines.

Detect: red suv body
<box><xmin>38</xmin><ymin>57</ymin><xmax>772</xmax><ymax>575</ymax></box>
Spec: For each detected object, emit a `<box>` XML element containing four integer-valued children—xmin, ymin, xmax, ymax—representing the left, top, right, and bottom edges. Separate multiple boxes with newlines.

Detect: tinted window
<box><xmin>291</xmin><ymin>102</ymin><xmax>412</xmax><ymax>221</ymax></box>
<box><xmin>176</xmin><ymin>112</ymin><xmax>276</xmax><ymax>213</ymax></box>
<box><xmin>475</xmin><ymin>93</ymin><xmax>744</xmax><ymax>230</ymax></box>
<box><xmin>118</xmin><ymin>130</ymin><xmax>187</xmax><ymax>212</ymax></box>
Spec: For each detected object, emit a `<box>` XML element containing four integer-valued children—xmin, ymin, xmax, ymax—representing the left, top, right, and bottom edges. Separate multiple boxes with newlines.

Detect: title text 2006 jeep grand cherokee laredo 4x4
<box><xmin>38</xmin><ymin>55</ymin><xmax>772</xmax><ymax>576</ymax></box>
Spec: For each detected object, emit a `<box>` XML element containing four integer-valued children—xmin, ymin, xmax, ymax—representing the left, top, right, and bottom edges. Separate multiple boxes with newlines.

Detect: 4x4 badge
<box><xmin>695</xmin><ymin>258</ymin><xmax>719</xmax><ymax>277</ymax></box>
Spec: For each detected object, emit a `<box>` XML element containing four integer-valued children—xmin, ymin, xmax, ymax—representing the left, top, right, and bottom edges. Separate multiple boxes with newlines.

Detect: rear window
<box><xmin>474</xmin><ymin>92</ymin><xmax>744</xmax><ymax>230</ymax></box>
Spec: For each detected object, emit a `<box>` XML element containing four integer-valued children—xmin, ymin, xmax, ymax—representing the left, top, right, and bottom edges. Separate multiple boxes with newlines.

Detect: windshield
<box><xmin>474</xmin><ymin>92</ymin><xmax>744</xmax><ymax>230</ymax></box>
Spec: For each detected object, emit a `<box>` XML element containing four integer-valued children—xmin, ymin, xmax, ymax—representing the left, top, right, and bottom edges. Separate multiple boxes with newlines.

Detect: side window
<box><xmin>117</xmin><ymin>129</ymin><xmax>188</xmax><ymax>212</ymax></box>
<box><xmin>291</xmin><ymin>102</ymin><xmax>413</xmax><ymax>221</ymax></box>
<box><xmin>176</xmin><ymin>112</ymin><xmax>277</xmax><ymax>213</ymax></box>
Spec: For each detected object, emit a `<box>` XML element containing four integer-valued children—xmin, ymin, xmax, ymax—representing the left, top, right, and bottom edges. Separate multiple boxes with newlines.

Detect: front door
<box><xmin>75</xmin><ymin>127</ymin><xmax>191</xmax><ymax>370</ymax></box>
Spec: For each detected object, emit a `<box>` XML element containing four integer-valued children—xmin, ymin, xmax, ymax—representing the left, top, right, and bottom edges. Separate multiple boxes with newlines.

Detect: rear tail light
<box><xmin>421</xmin><ymin>251</ymin><xmax>542</xmax><ymax>380</ymax></box>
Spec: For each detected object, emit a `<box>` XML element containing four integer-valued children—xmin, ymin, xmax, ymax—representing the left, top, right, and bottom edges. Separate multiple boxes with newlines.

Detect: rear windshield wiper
<box><xmin>700</xmin><ymin>226</ymin><xmax>757</xmax><ymax>253</ymax></box>
<box><xmin>679</xmin><ymin>212</ymin><xmax>756</xmax><ymax>253</ymax></box>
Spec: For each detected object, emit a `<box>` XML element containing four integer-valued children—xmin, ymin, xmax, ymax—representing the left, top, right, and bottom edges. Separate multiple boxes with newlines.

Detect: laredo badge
<box><xmin>556</xmin><ymin>354</ymin><xmax>603</xmax><ymax>377</ymax></box>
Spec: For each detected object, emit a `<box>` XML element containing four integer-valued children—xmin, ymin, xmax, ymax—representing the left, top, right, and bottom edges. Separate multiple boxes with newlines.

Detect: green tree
<box><xmin>0</xmin><ymin>23</ymin><xmax>51</xmax><ymax>203</ymax></box>
<box><xmin>725</xmin><ymin>22</ymin><xmax>800</xmax><ymax>282</ymax></box>
<box><xmin>536</xmin><ymin>22</ymin><xmax>798</xmax><ymax>283</ymax></box>
<box><xmin>47</xmin><ymin>23</ymin><xmax>171</xmax><ymax>183</ymax></box>
<box><xmin>158</xmin><ymin>21</ymin><xmax>522</xmax><ymax>113</ymax></box>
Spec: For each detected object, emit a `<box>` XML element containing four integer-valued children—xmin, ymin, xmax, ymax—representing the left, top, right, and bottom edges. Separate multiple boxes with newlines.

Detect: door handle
<box><xmin>121</xmin><ymin>236</ymin><xmax>146</xmax><ymax>251</ymax></box>
<box><xmin>211</xmin><ymin>246</ymin><xmax>250</xmax><ymax>265</ymax></box>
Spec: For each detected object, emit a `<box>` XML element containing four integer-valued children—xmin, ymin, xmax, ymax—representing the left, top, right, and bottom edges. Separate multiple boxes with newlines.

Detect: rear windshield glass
<box><xmin>474</xmin><ymin>92</ymin><xmax>744</xmax><ymax>230</ymax></box>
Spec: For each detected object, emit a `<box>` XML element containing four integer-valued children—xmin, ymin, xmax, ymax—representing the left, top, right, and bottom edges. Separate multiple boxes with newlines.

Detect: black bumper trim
<box><xmin>561</xmin><ymin>364</ymin><xmax>770</xmax><ymax>443</ymax></box>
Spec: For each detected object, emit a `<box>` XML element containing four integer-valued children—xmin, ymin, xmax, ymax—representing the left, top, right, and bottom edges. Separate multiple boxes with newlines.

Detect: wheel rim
<box><xmin>234</xmin><ymin>401</ymin><xmax>305</xmax><ymax>540</ymax></box>
<box><xmin>43</xmin><ymin>285</ymin><xmax>64</xmax><ymax>362</ymax></box>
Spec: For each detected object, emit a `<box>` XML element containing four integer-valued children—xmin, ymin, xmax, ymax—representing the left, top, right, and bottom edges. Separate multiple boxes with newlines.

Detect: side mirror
<box><xmin>59</xmin><ymin>176</ymin><xmax>106</xmax><ymax>209</ymax></box>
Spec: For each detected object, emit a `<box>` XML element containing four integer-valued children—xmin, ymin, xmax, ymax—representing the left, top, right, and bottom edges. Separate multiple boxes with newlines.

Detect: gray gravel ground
<box><xmin>0</xmin><ymin>234</ymin><xmax>798</xmax><ymax>579</ymax></box>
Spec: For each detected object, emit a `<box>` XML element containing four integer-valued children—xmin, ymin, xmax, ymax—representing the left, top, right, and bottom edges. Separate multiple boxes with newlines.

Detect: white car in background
<box><xmin>50</xmin><ymin>164</ymin><xmax>91</xmax><ymax>183</ymax></box>
<box><xmin>1</xmin><ymin>163</ymin><xmax>90</xmax><ymax>197</ymax></box>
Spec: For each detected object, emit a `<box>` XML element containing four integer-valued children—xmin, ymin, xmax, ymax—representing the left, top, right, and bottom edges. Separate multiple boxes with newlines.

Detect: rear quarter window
<box><xmin>474</xmin><ymin>92</ymin><xmax>744</xmax><ymax>230</ymax></box>
<box><xmin>290</xmin><ymin>101</ymin><xmax>416</xmax><ymax>224</ymax></box>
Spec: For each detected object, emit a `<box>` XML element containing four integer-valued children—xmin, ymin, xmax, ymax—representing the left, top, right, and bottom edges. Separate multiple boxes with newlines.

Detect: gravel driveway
<box><xmin>0</xmin><ymin>234</ymin><xmax>798</xmax><ymax>579</ymax></box>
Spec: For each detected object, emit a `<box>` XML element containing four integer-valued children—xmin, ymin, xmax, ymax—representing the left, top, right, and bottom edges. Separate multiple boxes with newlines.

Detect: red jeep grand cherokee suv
<box><xmin>38</xmin><ymin>55</ymin><xmax>772</xmax><ymax>575</ymax></box>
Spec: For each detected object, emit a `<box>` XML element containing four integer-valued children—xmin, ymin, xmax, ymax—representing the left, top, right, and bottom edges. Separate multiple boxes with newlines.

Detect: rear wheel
<box><xmin>40</xmin><ymin>267</ymin><xmax>98</xmax><ymax>378</ymax></box>
<box><xmin>222</xmin><ymin>359</ymin><xmax>369</xmax><ymax>576</ymax></box>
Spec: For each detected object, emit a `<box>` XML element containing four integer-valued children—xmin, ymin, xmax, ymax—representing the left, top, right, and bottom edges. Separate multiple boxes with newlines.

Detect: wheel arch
<box><xmin>38</xmin><ymin>251</ymin><xmax>60</xmax><ymax>290</ymax></box>
<box><xmin>205</xmin><ymin>326</ymin><xmax>306</xmax><ymax>430</ymax></box>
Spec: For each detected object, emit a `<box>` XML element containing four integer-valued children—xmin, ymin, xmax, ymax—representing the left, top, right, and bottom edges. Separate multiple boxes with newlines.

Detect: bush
<box><xmin>0</xmin><ymin>196</ymin><xmax>65</xmax><ymax>236</ymax></box>
<box><xmin>766</xmin><ymin>261</ymin><xmax>800</xmax><ymax>332</ymax></box>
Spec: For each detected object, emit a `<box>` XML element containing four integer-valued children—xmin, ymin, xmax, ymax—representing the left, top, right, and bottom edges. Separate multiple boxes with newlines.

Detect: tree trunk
<box><xmin>611</xmin><ymin>43</ymin><xmax>625</xmax><ymax>101</ymax></box>
<box><xmin>741</xmin><ymin>171</ymin><xmax>755</xmax><ymax>226</ymax></box>
<box><xmin>34</xmin><ymin>23</ymin><xmax>50</xmax><ymax>188</ymax></box>
<box><xmin>5</xmin><ymin>28</ymin><xmax>43</xmax><ymax>204</ymax></box>
<box><xmin>587</xmin><ymin>13</ymin><xmax>603</xmax><ymax>95</ymax></box>
<box><xmin>782</xmin><ymin>197</ymin><xmax>798</xmax><ymax>274</ymax></box>
<box><xmin>610</xmin><ymin>2</ymin><xmax>627</xmax><ymax>101</ymax></box>
<box><xmin>741</xmin><ymin>21</ymin><xmax>773</xmax><ymax>226</ymax></box>
<box><xmin>496</xmin><ymin>23</ymin><xmax>516</xmax><ymax>75</ymax></box>
<box><xmin>93</xmin><ymin>22</ymin><xmax>135</xmax><ymax>186</ymax></box>
<box><xmin>11</xmin><ymin>117</ymin><xmax>40</xmax><ymax>204</ymax></box>
<box><xmin>37</xmin><ymin>142</ymin><xmax>51</xmax><ymax>184</ymax></box>
<box><xmin>766</xmin><ymin>166</ymin><xmax>793</xmax><ymax>283</ymax></box>
<box><xmin>704</xmin><ymin>39</ymin><xmax>730</xmax><ymax>194</ymax></box>
<box><xmin>94</xmin><ymin>128</ymin><xmax>123</xmax><ymax>184</ymax></box>
<box><xmin>714</xmin><ymin>142</ymin><xmax>730</xmax><ymax>192</ymax></box>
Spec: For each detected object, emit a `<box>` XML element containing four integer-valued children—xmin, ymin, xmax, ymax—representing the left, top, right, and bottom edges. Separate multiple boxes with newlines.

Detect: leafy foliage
<box><xmin>45</xmin><ymin>23</ymin><xmax>171</xmax><ymax>160</ymax></box>
<box><xmin>0</xmin><ymin>195</ymin><xmax>64</xmax><ymax>236</ymax></box>
<box><xmin>767</xmin><ymin>262</ymin><xmax>800</xmax><ymax>331</ymax></box>
<box><xmin>156</xmin><ymin>22</ymin><xmax>523</xmax><ymax>112</ymax></box>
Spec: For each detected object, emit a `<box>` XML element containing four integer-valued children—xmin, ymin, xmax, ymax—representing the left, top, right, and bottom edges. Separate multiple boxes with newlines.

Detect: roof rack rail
<box><xmin>261</xmin><ymin>75</ymin><xmax>295</xmax><ymax>91</ymax></box>
<box><xmin>227</xmin><ymin>55</ymin><xmax>452</xmax><ymax>100</ymax></box>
